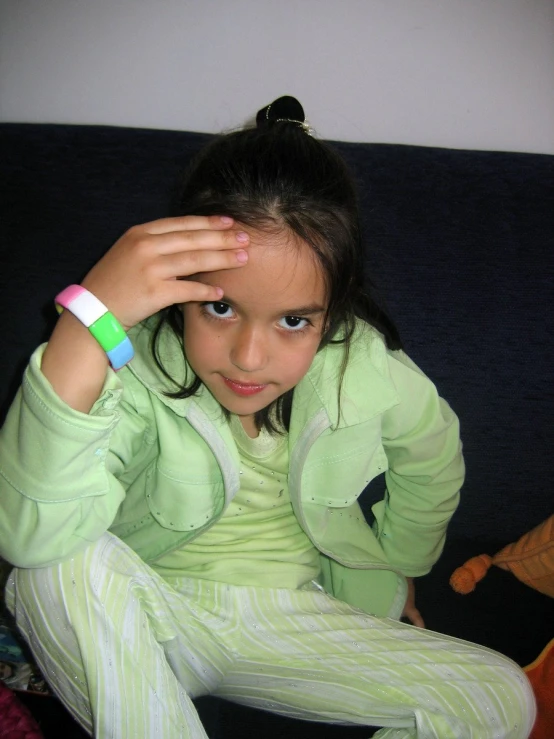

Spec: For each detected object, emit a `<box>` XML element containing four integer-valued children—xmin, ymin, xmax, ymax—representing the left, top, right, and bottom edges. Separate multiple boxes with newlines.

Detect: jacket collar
<box><xmin>125</xmin><ymin>317</ymin><xmax>400</xmax><ymax>431</ymax></box>
<box><xmin>295</xmin><ymin>322</ymin><xmax>400</xmax><ymax>430</ymax></box>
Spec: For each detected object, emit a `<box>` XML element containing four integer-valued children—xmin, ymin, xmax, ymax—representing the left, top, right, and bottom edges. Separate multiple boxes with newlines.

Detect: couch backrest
<box><xmin>1</xmin><ymin>123</ymin><xmax>552</xmax><ymax>542</ymax></box>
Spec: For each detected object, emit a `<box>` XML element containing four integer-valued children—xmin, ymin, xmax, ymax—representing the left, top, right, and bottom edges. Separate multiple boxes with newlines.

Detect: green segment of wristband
<box><xmin>89</xmin><ymin>311</ymin><xmax>128</xmax><ymax>352</ymax></box>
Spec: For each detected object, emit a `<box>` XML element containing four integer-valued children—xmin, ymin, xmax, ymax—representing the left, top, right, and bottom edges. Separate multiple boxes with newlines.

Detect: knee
<box><xmin>494</xmin><ymin>661</ymin><xmax>536</xmax><ymax>739</ymax></box>
<box><xmin>8</xmin><ymin>533</ymin><xmax>121</xmax><ymax>616</ymax></box>
<box><xmin>515</xmin><ymin>669</ymin><xmax>537</xmax><ymax>739</ymax></box>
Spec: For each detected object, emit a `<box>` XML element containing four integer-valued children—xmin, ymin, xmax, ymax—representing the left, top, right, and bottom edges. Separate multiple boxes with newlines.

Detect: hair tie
<box><xmin>256</xmin><ymin>96</ymin><xmax>313</xmax><ymax>135</ymax></box>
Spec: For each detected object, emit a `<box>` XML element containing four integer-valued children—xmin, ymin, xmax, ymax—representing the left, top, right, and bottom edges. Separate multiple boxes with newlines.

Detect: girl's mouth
<box><xmin>222</xmin><ymin>377</ymin><xmax>268</xmax><ymax>397</ymax></box>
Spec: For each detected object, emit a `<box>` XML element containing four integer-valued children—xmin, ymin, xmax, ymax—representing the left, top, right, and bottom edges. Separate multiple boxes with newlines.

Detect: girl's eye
<box><xmin>202</xmin><ymin>302</ymin><xmax>234</xmax><ymax>319</ymax></box>
<box><xmin>279</xmin><ymin>316</ymin><xmax>309</xmax><ymax>331</ymax></box>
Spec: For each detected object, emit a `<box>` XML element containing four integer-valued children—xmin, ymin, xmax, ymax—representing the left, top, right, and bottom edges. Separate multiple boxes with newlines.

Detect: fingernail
<box><xmin>215</xmin><ymin>287</ymin><xmax>224</xmax><ymax>297</ymax></box>
<box><xmin>236</xmin><ymin>231</ymin><xmax>249</xmax><ymax>243</ymax></box>
<box><xmin>220</xmin><ymin>216</ymin><xmax>233</xmax><ymax>225</ymax></box>
<box><xmin>236</xmin><ymin>250</ymin><xmax>248</xmax><ymax>263</ymax></box>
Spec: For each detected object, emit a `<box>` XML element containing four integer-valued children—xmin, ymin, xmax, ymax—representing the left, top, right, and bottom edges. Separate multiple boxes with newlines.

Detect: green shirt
<box><xmin>154</xmin><ymin>416</ymin><xmax>320</xmax><ymax>588</ymax></box>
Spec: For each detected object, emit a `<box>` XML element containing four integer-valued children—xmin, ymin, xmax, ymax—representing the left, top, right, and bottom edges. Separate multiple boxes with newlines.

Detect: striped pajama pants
<box><xmin>5</xmin><ymin>533</ymin><xmax>535</xmax><ymax>739</ymax></box>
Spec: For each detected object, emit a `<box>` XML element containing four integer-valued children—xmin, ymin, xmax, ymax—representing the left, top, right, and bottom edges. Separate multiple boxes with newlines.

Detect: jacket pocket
<box><xmin>146</xmin><ymin>461</ymin><xmax>224</xmax><ymax>531</ymax></box>
<box><xmin>303</xmin><ymin>424</ymin><xmax>388</xmax><ymax>507</ymax></box>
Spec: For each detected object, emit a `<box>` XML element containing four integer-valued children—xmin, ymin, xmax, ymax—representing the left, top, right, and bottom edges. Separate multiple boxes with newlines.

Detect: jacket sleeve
<box><xmin>372</xmin><ymin>350</ymin><xmax>465</xmax><ymax>577</ymax></box>
<box><xmin>0</xmin><ymin>345</ymin><xmax>149</xmax><ymax>568</ymax></box>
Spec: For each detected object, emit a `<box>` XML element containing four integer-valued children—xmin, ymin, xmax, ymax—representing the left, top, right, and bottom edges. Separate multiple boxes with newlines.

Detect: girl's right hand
<box><xmin>81</xmin><ymin>215</ymin><xmax>249</xmax><ymax>330</ymax></box>
<box><xmin>41</xmin><ymin>216</ymin><xmax>249</xmax><ymax>412</ymax></box>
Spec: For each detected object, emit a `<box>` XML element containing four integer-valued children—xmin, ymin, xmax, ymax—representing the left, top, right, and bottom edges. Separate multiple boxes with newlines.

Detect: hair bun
<box><xmin>256</xmin><ymin>96</ymin><xmax>308</xmax><ymax>131</ymax></box>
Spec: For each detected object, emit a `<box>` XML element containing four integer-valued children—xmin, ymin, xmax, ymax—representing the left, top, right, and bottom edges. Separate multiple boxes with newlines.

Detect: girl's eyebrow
<box><xmin>283</xmin><ymin>305</ymin><xmax>326</xmax><ymax>317</ymax></box>
<box><xmin>220</xmin><ymin>297</ymin><xmax>326</xmax><ymax>317</ymax></box>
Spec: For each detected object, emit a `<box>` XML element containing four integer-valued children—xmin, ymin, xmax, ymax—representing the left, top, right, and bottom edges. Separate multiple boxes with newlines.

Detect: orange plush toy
<box><xmin>450</xmin><ymin>515</ymin><xmax>554</xmax><ymax>739</ymax></box>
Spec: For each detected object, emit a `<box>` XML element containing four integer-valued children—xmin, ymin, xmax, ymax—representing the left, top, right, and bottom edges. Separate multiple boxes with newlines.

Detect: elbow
<box><xmin>0</xmin><ymin>527</ymin><xmax>83</xmax><ymax>569</ymax></box>
<box><xmin>0</xmin><ymin>544</ymin><xmax>54</xmax><ymax>570</ymax></box>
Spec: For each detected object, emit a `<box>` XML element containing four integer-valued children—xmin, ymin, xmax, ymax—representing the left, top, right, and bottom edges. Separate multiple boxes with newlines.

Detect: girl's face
<box><xmin>182</xmin><ymin>229</ymin><xmax>327</xmax><ymax>436</ymax></box>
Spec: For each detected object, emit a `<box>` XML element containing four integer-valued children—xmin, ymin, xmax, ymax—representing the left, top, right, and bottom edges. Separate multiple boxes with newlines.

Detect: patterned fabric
<box><xmin>6</xmin><ymin>533</ymin><xmax>535</xmax><ymax>739</ymax></box>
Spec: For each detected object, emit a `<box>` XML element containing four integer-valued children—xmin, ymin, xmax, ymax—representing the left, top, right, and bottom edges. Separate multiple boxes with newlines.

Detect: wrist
<box><xmin>55</xmin><ymin>285</ymin><xmax>134</xmax><ymax>371</ymax></box>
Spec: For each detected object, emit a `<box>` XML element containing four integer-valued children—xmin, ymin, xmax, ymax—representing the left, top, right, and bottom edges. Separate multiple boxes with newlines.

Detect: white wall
<box><xmin>1</xmin><ymin>0</ymin><xmax>553</xmax><ymax>153</ymax></box>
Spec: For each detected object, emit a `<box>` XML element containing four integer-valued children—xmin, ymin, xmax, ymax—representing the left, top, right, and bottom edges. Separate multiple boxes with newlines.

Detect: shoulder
<box><xmin>304</xmin><ymin>320</ymin><xmax>442</xmax><ymax>428</ymax></box>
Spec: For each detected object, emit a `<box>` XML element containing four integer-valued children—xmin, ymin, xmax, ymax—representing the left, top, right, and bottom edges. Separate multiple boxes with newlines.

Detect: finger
<box><xmin>409</xmin><ymin>609</ymin><xmax>426</xmax><ymax>628</ymax></box>
<box><xmin>150</xmin><ymin>227</ymin><xmax>249</xmax><ymax>257</ymax></box>
<box><xmin>157</xmin><ymin>247</ymin><xmax>249</xmax><ymax>280</ymax></box>
<box><xmin>141</xmin><ymin>215</ymin><xmax>236</xmax><ymax>236</ymax></box>
<box><xmin>165</xmin><ymin>279</ymin><xmax>225</xmax><ymax>306</ymax></box>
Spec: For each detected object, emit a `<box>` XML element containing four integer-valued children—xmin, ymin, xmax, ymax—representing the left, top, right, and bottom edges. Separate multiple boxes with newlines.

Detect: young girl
<box><xmin>0</xmin><ymin>97</ymin><xmax>535</xmax><ymax>739</ymax></box>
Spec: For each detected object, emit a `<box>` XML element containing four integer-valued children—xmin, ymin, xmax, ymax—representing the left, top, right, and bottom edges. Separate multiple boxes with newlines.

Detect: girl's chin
<box><xmin>220</xmin><ymin>395</ymin><xmax>273</xmax><ymax>415</ymax></box>
<box><xmin>216</xmin><ymin>389</ymin><xmax>279</xmax><ymax>418</ymax></box>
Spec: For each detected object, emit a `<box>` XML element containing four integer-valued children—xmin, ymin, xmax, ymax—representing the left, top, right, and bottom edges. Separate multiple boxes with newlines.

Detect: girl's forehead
<box><xmin>199</xmin><ymin>233</ymin><xmax>327</xmax><ymax>312</ymax></box>
<box><xmin>237</xmin><ymin>224</ymin><xmax>308</xmax><ymax>256</ymax></box>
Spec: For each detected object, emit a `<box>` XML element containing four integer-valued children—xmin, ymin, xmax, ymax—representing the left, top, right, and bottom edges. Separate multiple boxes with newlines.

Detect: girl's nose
<box><xmin>230</xmin><ymin>325</ymin><xmax>268</xmax><ymax>373</ymax></box>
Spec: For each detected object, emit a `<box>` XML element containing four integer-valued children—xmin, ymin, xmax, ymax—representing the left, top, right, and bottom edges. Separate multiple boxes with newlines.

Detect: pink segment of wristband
<box><xmin>55</xmin><ymin>284</ymin><xmax>87</xmax><ymax>309</ymax></box>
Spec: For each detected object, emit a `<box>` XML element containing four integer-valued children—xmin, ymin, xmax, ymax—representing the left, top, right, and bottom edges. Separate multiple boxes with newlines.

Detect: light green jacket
<box><xmin>0</xmin><ymin>319</ymin><xmax>464</xmax><ymax>619</ymax></box>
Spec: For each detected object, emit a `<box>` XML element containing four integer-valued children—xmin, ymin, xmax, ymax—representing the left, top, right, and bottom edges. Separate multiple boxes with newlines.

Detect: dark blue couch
<box><xmin>1</xmin><ymin>123</ymin><xmax>552</xmax><ymax>738</ymax></box>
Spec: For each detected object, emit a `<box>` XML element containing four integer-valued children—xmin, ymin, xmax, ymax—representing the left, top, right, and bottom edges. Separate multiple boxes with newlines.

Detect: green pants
<box><xmin>6</xmin><ymin>533</ymin><xmax>535</xmax><ymax>738</ymax></box>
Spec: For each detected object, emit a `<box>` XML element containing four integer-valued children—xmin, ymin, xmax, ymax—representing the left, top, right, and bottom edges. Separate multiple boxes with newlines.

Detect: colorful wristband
<box><xmin>55</xmin><ymin>285</ymin><xmax>134</xmax><ymax>371</ymax></box>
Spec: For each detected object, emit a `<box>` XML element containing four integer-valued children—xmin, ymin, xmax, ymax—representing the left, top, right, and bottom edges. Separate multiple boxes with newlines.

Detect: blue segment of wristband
<box><xmin>106</xmin><ymin>337</ymin><xmax>135</xmax><ymax>371</ymax></box>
